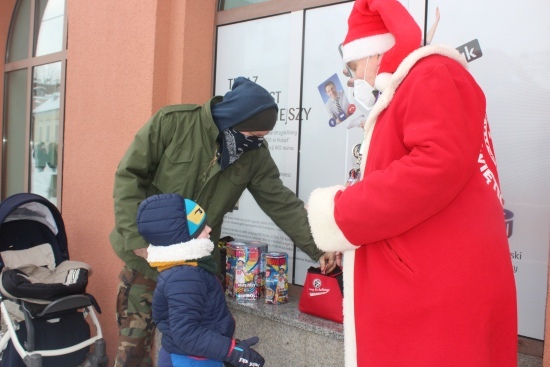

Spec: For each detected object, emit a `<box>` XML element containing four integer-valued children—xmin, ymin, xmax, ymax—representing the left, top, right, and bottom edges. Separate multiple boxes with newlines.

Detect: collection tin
<box><xmin>225</xmin><ymin>240</ymin><xmax>268</xmax><ymax>301</ymax></box>
<box><xmin>264</xmin><ymin>252</ymin><xmax>289</xmax><ymax>304</ymax></box>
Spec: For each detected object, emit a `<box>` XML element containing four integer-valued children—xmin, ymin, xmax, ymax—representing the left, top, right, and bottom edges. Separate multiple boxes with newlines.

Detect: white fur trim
<box><xmin>343</xmin><ymin>251</ymin><xmax>357</xmax><ymax>367</ymax></box>
<box><xmin>374</xmin><ymin>72</ymin><xmax>392</xmax><ymax>93</ymax></box>
<box><xmin>146</xmin><ymin>238</ymin><xmax>214</xmax><ymax>263</ymax></box>
<box><xmin>307</xmin><ymin>186</ymin><xmax>360</xmax><ymax>252</ymax></box>
<box><xmin>372</xmin><ymin>44</ymin><xmax>467</xmax><ymax>123</ymax></box>
<box><xmin>342</xmin><ymin>33</ymin><xmax>395</xmax><ymax>63</ymax></box>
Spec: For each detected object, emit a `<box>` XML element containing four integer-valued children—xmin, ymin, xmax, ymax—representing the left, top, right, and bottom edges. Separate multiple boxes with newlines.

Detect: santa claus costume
<box><xmin>307</xmin><ymin>0</ymin><xmax>517</xmax><ymax>366</ymax></box>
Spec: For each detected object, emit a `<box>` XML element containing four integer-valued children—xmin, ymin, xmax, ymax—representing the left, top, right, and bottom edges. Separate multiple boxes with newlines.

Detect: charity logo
<box><xmin>309</xmin><ymin>278</ymin><xmax>330</xmax><ymax>297</ymax></box>
<box><xmin>313</xmin><ymin>278</ymin><xmax>322</xmax><ymax>288</ymax></box>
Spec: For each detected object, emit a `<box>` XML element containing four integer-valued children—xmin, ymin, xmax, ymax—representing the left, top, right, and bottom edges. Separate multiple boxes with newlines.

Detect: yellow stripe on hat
<box><xmin>187</xmin><ymin>204</ymin><xmax>205</xmax><ymax>226</ymax></box>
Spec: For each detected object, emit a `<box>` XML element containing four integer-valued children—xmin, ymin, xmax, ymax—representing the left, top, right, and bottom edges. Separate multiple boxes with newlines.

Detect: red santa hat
<box><xmin>341</xmin><ymin>0</ymin><xmax>422</xmax><ymax>88</ymax></box>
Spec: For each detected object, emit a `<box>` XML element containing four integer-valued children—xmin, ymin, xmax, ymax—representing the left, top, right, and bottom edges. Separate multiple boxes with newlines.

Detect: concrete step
<box><xmin>229</xmin><ymin>296</ymin><xmax>344</xmax><ymax>366</ymax></box>
<box><xmin>152</xmin><ymin>296</ymin><xmax>542</xmax><ymax>367</ymax></box>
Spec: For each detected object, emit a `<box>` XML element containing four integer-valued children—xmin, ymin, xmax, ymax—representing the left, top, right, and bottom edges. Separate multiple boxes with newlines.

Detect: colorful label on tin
<box><xmin>264</xmin><ymin>252</ymin><xmax>288</xmax><ymax>304</ymax></box>
<box><xmin>225</xmin><ymin>240</ymin><xmax>268</xmax><ymax>301</ymax></box>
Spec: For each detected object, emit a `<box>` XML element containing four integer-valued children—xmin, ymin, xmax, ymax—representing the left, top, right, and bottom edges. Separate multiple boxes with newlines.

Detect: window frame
<box><xmin>2</xmin><ymin>0</ymin><xmax>68</xmax><ymax>206</ymax></box>
<box><xmin>217</xmin><ymin>0</ymin><xmax>350</xmax><ymax>25</ymax></box>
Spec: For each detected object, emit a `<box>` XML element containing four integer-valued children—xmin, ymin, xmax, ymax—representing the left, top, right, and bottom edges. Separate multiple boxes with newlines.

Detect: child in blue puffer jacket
<box><xmin>137</xmin><ymin>193</ymin><xmax>265</xmax><ymax>367</ymax></box>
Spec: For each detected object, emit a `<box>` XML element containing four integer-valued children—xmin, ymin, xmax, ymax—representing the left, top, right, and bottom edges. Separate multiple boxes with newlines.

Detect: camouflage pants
<box><xmin>114</xmin><ymin>266</ymin><xmax>156</xmax><ymax>367</ymax></box>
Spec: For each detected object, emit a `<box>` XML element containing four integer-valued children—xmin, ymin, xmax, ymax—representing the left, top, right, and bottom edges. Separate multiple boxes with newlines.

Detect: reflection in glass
<box><xmin>31</xmin><ymin>62</ymin><xmax>61</xmax><ymax>204</ymax></box>
<box><xmin>3</xmin><ymin>70</ymin><xmax>28</xmax><ymax>197</ymax></box>
<box><xmin>6</xmin><ymin>0</ymin><xmax>31</xmax><ymax>62</ymax></box>
<box><xmin>220</xmin><ymin>0</ymin><xmax>270</xmax><ymax>11</ymax></box>
<box><xmin>35</xmin><ymin>0</ymin><xmax>65</xmax><ymax>57</ymax></box>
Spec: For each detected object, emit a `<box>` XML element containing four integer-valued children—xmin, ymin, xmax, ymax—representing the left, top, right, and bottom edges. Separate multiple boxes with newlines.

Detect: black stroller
<box><xmin>0</xmin><ymin>193</ymin><xmax>107</xmax><ymax>367</ymax></box>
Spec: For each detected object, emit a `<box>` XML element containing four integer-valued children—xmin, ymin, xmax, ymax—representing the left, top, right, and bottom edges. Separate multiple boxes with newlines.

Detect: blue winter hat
<box><xmin>136</xmin><ymin>194</ymin><xmax>207</xmax><ymax>246</ymax></box>
<box><xmin>211</xmin><ymin>77</ymin><xmax>279</xmax><ymax>132</ymax></box>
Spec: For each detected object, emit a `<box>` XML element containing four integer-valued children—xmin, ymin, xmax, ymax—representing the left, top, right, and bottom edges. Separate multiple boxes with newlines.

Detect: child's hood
<box><xmin>136</xmin><ymin>193</ymin><xmax>213</xmax><ymax>264</ymax></box>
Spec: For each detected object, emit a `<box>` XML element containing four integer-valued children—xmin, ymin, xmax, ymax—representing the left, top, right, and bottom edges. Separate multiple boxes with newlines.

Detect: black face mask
<box><xmin>218</xmin><ymin>128</ymin><xmax>264</xmax><ymax>170</ymax></box>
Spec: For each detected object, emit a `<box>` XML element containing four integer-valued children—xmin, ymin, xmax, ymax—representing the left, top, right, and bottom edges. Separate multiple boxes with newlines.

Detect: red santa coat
<box><xmin>308</xmin><ymin>45</ymin><xmax>517</xmax><ymax>367</ymax></box>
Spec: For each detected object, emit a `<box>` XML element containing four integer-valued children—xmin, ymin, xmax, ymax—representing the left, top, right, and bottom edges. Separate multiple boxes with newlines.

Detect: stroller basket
<box><xmin>0</xmin><ymin>193</ymin><xmax>107</xmax><ymax>367</ymax></box>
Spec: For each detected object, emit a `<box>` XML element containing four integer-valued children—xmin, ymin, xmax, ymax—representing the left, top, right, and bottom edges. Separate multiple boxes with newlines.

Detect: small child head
<box><xmin>136</xmin><ymin>193</ymin><xmax>208</xmax><ymax>245</ymax></box>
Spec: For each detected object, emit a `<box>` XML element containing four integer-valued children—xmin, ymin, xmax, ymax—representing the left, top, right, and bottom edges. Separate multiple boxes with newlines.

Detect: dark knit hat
<box><xmin>136</xmin><ymin>194</ymin><xmax>207</xmax><ymax>246</ymax></box>
<box><xmin>233</xmin><ymin>107</ymin><xmax>278</xmax><ymax>132</ymax></box>
<box><xmin>212</xmin><ymin>77</ymin><xmax>279</xmax><ymax>132</ymax></box>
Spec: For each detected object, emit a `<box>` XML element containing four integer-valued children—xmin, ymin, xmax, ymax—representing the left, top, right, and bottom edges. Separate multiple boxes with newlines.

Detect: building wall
<box><xmin>546</xmin><ymin>269</ymin><xmax>550</xmax><ymax>366</ymax></box>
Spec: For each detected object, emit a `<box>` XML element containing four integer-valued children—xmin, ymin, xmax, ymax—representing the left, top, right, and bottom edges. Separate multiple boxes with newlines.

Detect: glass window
<box><xmin>34</xmin><ymin>0</ymin><xmax>65</xmax><ymax>57</ymax></box>
<box><xmin>31</xmin><ymin>62</ymin><xmax>61</xmax><ymax>202</ymax></box>
<box><xmin>6</xmin><ymin>0</ymin><xmax>31</xmax><ymax>63</ymax></box>
<box><xmin>3</xmin><ymin>0</ymin><xmax>66</xmax><ymax>206</ymax></box>
<box><xmin>219</xmin><ymin>0</ymin><xmax>271</xmax><ymax>11</ymax></box>
<box><xmin>3</xmin><ymin>69</ymin><xmax>28</xmax><ymax>197</ymax></box>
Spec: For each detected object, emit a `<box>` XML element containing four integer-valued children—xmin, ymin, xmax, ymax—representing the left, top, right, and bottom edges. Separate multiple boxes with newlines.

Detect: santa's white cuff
<box><xmin>307</xmin><ymin>185</ymin><xmax>359</xmax><ymax>252</ymax></box>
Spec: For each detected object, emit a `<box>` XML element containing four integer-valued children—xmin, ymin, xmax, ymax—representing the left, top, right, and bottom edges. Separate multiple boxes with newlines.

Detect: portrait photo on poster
<box><xmin>318</xmin><ymin>73</ymin><xmax>364</xmax><ymax>129</ymax></box>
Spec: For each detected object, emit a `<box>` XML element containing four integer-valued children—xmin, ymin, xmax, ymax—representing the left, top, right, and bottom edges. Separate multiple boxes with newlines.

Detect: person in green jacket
<box><xmin>110</xmin><ymin>77</ymin><xmax>339</xmax><ymax>367</ymax></box>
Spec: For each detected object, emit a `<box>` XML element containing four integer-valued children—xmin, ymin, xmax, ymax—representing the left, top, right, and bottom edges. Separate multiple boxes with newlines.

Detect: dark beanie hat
<box><xmin>212</xmin><ymin>77</ymin><xmax>279</xmax><ymax>132</ymax></box>
<box><xmin>233</xmin><ymin>108</ymin><xmax>278</xmax><ymax>132</ymax></box>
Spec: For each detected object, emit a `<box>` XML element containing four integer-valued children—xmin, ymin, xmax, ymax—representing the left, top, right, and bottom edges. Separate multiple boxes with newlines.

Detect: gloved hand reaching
<box><xmin>224</xmin><ymin>336</ymin><xmax>265</xmax><ymax>367</ymax></box>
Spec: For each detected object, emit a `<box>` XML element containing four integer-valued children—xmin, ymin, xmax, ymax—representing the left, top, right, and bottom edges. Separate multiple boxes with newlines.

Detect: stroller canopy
<box><xmin>0</xmin><ymin>193</ymin><xmax>68</xmax><ymax>271</ymax></box>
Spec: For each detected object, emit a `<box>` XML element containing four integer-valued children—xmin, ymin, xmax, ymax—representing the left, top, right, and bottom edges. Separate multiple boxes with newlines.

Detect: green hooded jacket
<box><xmin>110</xmin><ymin>97</ymin><xmax>323</xmax><ymax>280</ymax></box>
